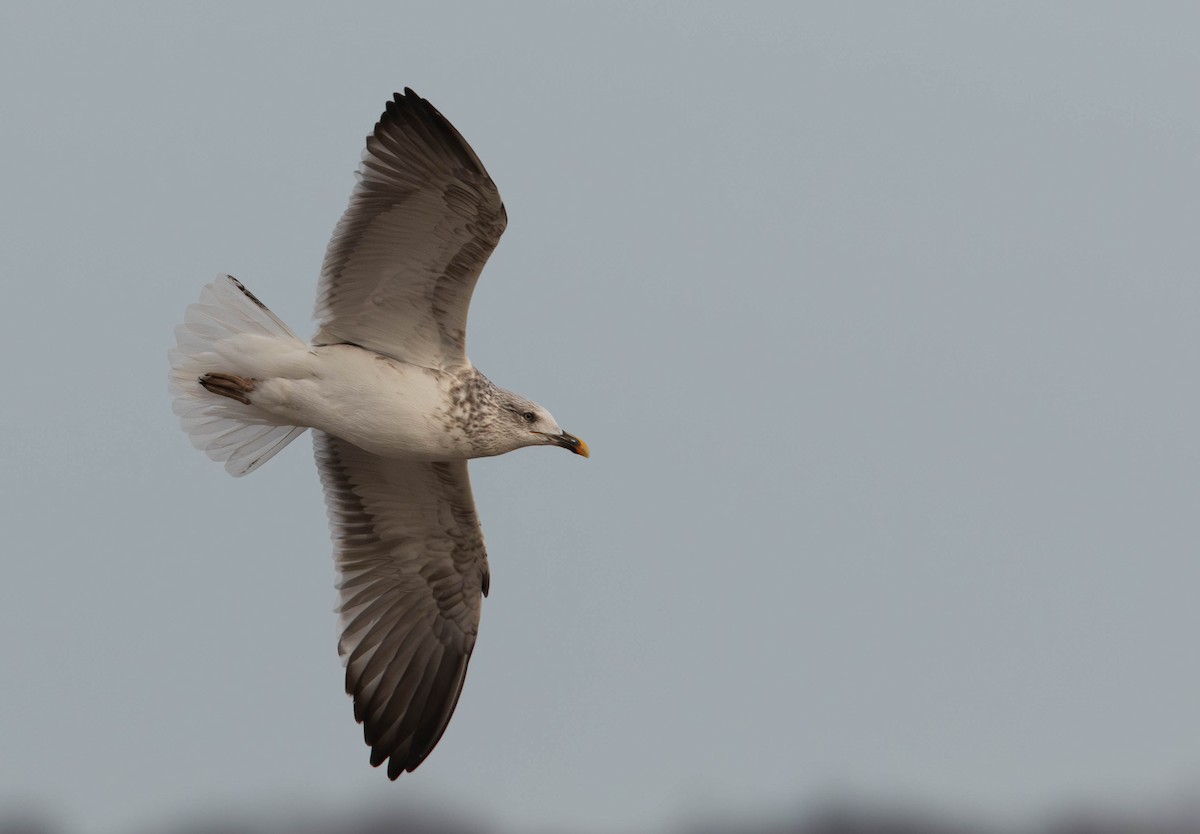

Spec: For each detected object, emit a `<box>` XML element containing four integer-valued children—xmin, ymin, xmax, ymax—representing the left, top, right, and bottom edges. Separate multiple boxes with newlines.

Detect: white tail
<box><xmin>169</xmin><ymin>275</ymin><xmax>308</xmax><ymax>476</ymax></box>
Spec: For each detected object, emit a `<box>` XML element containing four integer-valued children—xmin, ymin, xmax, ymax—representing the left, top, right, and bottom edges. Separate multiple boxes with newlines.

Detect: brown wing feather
<box><xmin>313</xmin><ymin>89</ymin><xmax>508</xmax><ymax>369</ymax></box>
<box><xmin>313</xmin><ymin>431</ymin><xmax>490</xmax><ymax>776</ymax></box>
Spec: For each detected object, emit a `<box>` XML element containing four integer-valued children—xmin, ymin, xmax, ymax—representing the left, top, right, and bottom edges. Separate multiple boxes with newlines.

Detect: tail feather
<box><xmin>169</xmin><ymin>275</ymin><xmax>308</xmax><ymax>477</ymax></box>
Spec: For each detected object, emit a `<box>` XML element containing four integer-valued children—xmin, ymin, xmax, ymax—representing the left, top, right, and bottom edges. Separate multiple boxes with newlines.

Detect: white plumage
<box><xmin>168</xmin><ymin>276</ymin><xmax>307</xmax><ymax>475</ymax></box>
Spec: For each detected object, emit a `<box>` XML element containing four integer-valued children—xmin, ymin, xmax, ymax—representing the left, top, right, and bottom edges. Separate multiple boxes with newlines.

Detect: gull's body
<box><xmin>209</xmin><ymin>336</ymin><xmax>523</xmax><ymax>461</ymax></box>
<box><xmin>168</xmin><ymin>90</ymin><xmax>587</xmax><ymax>778</ymax></box>
<box><xmin>251</xmin><ymin>343</ymin><xmax>461</xmax><ymax>460</ymax></box>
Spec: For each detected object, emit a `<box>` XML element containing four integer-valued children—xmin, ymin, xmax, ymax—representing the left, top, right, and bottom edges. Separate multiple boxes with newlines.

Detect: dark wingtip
<box><xmin>369</xmin><ymin>87</ymin><xmax>490</xmax><ymax>177</ymax></box>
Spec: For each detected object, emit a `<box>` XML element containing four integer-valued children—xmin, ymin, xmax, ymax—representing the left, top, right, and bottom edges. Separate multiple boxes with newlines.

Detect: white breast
<box><xmin>252</xmin><ymin>344</ymin><xmax>472</xmax><ymax>461</ymax></box>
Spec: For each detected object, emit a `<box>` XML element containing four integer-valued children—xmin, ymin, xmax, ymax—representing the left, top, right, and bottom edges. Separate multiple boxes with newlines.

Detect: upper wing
<box><xmin>313</xmin><ymin>89</ymin><xmax>508</xmax><ymax>369</ymax></box>
<box><xmin>314</xmin><ymin>431</ymin><xmax>490</xmax><ymax>777</ymax></box>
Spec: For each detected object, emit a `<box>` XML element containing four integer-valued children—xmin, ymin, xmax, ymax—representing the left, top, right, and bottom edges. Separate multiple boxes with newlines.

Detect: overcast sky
<box><xmin>2</xmin><ymin>2</ymin><xmax>1199</xmax><ymax>832</ymax></box>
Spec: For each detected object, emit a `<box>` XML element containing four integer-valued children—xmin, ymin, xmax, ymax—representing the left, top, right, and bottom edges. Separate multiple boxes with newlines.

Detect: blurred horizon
<box><xmin>6</xmin><ymin>796</ymin><xmax>1200</xmax><ymax>834</ymax></box>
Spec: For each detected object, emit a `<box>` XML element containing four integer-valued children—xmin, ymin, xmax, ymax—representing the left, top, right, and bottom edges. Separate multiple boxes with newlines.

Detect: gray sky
<box><xmin>2</xmin><ymin>2</ymin><xmax>1199</xmax><ymax>832</ymax></box>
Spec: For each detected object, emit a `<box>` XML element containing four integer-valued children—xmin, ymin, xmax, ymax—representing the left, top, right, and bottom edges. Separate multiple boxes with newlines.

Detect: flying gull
<box><xmin>168</xmin><ymin>89</ymin><xmax>589</xmax><ymax>778</ymax></box>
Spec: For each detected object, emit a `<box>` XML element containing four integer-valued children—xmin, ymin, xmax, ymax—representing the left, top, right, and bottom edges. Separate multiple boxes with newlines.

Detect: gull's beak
<box><xmin>537</xmin><ymin>431</ymin><xmax>590</xmax><ymax>458</ymax></box>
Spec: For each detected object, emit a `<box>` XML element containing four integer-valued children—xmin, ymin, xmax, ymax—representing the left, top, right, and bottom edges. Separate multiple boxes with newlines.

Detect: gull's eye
<box><xmin>522</xmin><ymin>411</ymin><xmax>536</xmax><ymax>423</ymax></box>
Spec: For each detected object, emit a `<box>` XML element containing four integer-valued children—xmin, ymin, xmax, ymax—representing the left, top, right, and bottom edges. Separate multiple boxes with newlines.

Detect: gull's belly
<box><xmin>253</xmin><ymin>344</ymin><xmax>469</xmax><ymax>460</ymax></box>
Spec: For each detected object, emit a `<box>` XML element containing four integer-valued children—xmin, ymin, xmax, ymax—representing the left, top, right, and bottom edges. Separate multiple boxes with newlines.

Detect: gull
<box><xmin>168</xmin><ymin>89</ymin><xmax>588</xmax><ymax>778</ymax></box>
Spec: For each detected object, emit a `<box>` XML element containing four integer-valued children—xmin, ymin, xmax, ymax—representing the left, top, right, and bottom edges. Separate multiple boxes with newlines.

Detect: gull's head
<box><xmin>496</xmin><ymin>392</ymin><xmax>589</xmax><ymax>458</ymax></box>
